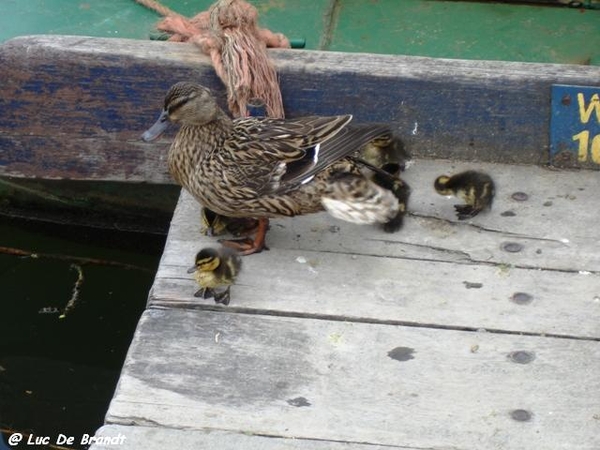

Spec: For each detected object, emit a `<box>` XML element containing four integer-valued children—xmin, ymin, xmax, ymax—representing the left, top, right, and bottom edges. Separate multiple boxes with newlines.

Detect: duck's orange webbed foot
<box><xmin>219</xmin><ymin>218</ymin><xmax>269</xmax><ymax>255</ymax></box>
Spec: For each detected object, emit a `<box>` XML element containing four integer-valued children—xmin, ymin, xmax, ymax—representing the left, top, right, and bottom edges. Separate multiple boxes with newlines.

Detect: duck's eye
<box><xmin>168</xmin><ymin>99</ymin><xmax>188</xmax><ymax>115</ymax></box>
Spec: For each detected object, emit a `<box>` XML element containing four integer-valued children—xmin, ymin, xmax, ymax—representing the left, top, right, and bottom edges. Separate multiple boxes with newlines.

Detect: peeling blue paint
<box><xmin>551</xmin><ymin>84</ymin><xmax>600</xmax><ymax>166</ymax></box>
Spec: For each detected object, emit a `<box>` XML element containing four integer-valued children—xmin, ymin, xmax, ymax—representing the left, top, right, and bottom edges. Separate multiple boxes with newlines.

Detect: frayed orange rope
<box><xmin>137</xmin><ymin>0</ymin><xmax>288</xmax><ymax>118</ymax></box>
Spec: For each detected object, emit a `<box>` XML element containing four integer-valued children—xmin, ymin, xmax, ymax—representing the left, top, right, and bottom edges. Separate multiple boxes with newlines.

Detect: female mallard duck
<box><xmin>143</xmin><ymin>82</ymin><xmax>401</xmax><ymax>254</ymax></box>
<box><xmin>187</xmin><ymin>247</ymin><xmax>242</xmax><ymax>305</ymax></box>
<box><xmin>434</xmin><ymin>170</ymin><xmax>495</xmax><ymax>220</ymax></box>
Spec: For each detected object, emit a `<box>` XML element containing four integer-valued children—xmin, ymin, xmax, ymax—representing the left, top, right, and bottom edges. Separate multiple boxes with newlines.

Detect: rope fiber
<box><xmin>135</xmin><ymin>0</ymin><xmax>289</xmax><ymax>119</ymax></box>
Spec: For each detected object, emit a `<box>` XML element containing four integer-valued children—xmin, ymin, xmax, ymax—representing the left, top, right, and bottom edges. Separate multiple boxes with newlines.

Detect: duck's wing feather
<box><xmin>230</xmin><ymin>115</ymin><xmax>391</xmax><ymax>195</ymax></box>
<box><xmin>233</xmin><ymin>115</ymin><xmax>351</xmax><ymax>157</ymax></box>
<box><xmin>282</xmin><ymin>123</ymin><xmax>391</xmax><ymax>189</ymax></box>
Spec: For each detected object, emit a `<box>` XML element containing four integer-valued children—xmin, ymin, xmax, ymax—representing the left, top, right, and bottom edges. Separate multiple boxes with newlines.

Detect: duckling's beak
<box><xmin>187</xmin><ymin>265</ymin><xmax>197</xmax><ymax>274</ymax></box>
<box><xmin>141</xmin><ymin>110</ymin><xmax>169</xmax><ymax>142</ymax></box>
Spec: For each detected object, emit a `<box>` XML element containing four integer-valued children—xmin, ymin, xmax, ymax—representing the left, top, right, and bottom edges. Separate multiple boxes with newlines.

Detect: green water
<box><xmin>0</xmin><ymin>217</ymin><xmax>165</xmax><ymax>447</ymax></box>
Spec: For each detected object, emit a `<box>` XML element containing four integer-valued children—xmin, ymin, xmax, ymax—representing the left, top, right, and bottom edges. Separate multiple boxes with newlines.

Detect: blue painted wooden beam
<box><xmin>0</xmin><ymin>35</ymin><xmax>599</xmax><ymax>183</ymax></box>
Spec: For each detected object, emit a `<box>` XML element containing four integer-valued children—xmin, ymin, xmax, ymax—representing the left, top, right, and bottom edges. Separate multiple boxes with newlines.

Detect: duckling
<box><xmin>434</xmin><ymin>170</ymin><xmax>495</xmax><ymax>220</ymax></box>
<box><xmin>187</xmin><ymin>247</ymin><xmax>242</xmax><ymax>305</ymax></box>
<box><xmin>201</xmin><ymin>207</ymin><xmax>259</xmax><ymax>237</ymax></box>
<box><xmin>200</xmin><ymin>207</ymin><xmax>229</xmax><ymax>237</ymax></box>
<box><xmin>143</xmin><ymin>82</ymin><xmax>400</xmax><ymax>255</ymax></box>
<box><xmin>359</xmin><ymin>132</ymin><xmax>411</xmax><ymax>172</ymax></box>
<box><xmin>369</xmin><ymin>162</ymin><xmax>411</xmax><ymax>232</ymax></box>
<box><xmin>353</xmin><ymin>132</ymin><xmax>411</xmax><ymax>232</ymax></box>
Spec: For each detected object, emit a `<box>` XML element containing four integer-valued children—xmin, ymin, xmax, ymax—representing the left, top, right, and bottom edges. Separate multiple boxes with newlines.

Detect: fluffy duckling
<box><xmin>187</xmin><ymin>247</ymin><xmax>242</xmax><ymax>305</ymax></box>
<box><xmin>200</xmin><ymin>207</ymin><xmax>229</xmax><ymax>237</ymax></box>
<box><xmin>370</xmin><ymin>162</ymin><xmax>411</xmax><ymax>232</ymax></box>
<box><xmin>354</xmin><ymin>132</ymin><xmax>411</xmax><ymax>232</ymax></box>
<box><xmin>200</xmin><ymin>207</ymin><xmax>259</xmax><ymax>237</ymax></box>
<box><xmin>434</xmin><ymin>170</ymin><xmax>495</xmax><ymax>220</ymax></box>
<box><xmin>359</xmin><ymin>132</ymin><xmax>411</xmax><ymax>172</ymax></box>
<box><xmin>143</xmin><ymin>82</ymin><xmax>400</xmax><ymax>255</ymax></box>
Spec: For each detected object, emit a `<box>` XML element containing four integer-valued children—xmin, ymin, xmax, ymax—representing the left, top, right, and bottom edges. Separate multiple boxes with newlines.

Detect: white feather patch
<box><xmin>301</xmin><ymin>175</ymin><xmax>316</xmax><ymax>185</ymax></box>
<box><xmin>322</xmin><ymin>191</ymin><xmax>399</xmax><ymax>224</ymax></box>
<box><xmin>313</xmin><ymin>143</ymin><xmax>320</xmax><ymax>164</ymax></box>
<box><xmin>321</xmin><ymin>174</ymin><xmax>400</xmax><ymax>225</ymax></box>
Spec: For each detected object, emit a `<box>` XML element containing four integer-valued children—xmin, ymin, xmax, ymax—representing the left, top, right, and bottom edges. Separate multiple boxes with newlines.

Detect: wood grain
<box><xmin>1</xmin><ymin>35</ymin><xmax>600</xmax><ymax>182</ymax></box>
<box><xmin>105</xmin><ymin>308</ymin><xmax>600</xmax><ymax>450</ymax></box>
<box><xmin>149</xmin><ymin>160</ymin><xmax>600</xmax><ymax>339</ymax></box>
<box><xmin>92</xmin><ymin>158</ymin><xmax>600</xmax><ymax>448</ymax></box>
<box><xmin>162</xmin><ymin>159</ymin><xmax>600</xmax><ymax>272</ymax></box>
<box><xmin>91</xmin><ymin>425</ymin><xmax>397</xmax><ymax>450</ymax></box>
<box><xmin>23</xmin><ymin>33</ymin><xmax>596</xmax><ymax>448</ymax></box>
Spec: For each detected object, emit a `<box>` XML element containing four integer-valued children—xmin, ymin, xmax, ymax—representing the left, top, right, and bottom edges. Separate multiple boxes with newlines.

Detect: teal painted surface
<box><xmin>331</xmin><ymin>0</ymin><xmax>600</xmax><ymax>65</ymax></box>
<box><xmin>0</xmin><ymin>0</ymin><xmax>327</xmax><ymax>49</ymax></box>
<box><xmin>0</xmin><ymin>1</ymin><xmax>598</xmax><ymax>64</ymax></box>
<box><xmin>1</xmin><ymin>0</ymin><xmax>159</xmax><ymax>41</ymax></box>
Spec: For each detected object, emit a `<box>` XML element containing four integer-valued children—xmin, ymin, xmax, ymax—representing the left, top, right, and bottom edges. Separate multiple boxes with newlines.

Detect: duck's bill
<box><xmin>187</xmin><ymin>266</ymin><xmax>197</xmax><ymax>274</ymax></box>
<box><xmin>141</xmin><ymin>110</ymin><xmax>169</xmax><ymax>141</ymax></box>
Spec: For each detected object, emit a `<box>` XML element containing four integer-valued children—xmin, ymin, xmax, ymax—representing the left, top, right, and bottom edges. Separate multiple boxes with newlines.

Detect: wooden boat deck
<box><xmin>90</xmin><ymin>159</ymin><xmax>600</xmax><ymax>450</ymax></box>
<box><xmin>1</xmin><ymin>34</ymin><xmax>598</xmax><ymax>449</ymax></box>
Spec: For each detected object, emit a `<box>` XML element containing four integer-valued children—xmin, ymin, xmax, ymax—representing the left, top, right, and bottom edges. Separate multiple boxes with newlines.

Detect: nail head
<box><xmin>502</xmin><ymin>242</ymin><xmax>524</xmax><ymax>253</ymax></box>
<box><xmin>511</xmin><ymin>292</ymin><xmax>533</xmax><ymax>305</ymax></box>
<box><xmin>510</xmin><ymin>409</ymin><xmax>533</xmax><ymax>422</ymax></box>
<box><xmin>508</xmin><ymin>351</ymin><xmax>535</xmax><ymax>364</ymax></box>
<box><xmin>511</xmin><ymin>192</ymin><xmax>529</xmax><ymax>201</ymax></box>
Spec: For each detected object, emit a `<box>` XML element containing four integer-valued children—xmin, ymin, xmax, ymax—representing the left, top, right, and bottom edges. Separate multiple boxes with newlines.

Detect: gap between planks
<box><xmin>90</xmin><ymin>424</ymin><xmax>427</xmax><ymax>450</ymax></box>
<box><xmin>147</xmin><ymin>303</ymin><xmax>600</xmax><ymax>343</ymax></box>
<box><xmin>150</xmin><ymin>159</ymin><xmax>600</xmax><ymax>341</ymax></box>
<box><xmin>104</xmin><ymin>308</ymin><xmax>600</xmax><ymax>450</ymax></box>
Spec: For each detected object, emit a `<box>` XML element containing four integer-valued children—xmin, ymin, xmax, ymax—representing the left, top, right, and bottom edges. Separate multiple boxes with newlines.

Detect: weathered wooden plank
<box><xmin>89</xmin><ymin>425</ymin><xmax>397</xmax><ymax>450</ymax></box>
<box><xmin>161</xmin><ymin>160</ymin><xmax>600</xmax><ymax>272</ymax></box>
<box><xmin>1</xmin><ymin>35</ymin><xmax>600</xmax><ymax>182</ymax></box>
<box><xmin>0</xmin><ymin>136</ymin><xmax>171</xmax><ymax>182</ymax></box>
<box><xmin>152</xmin><ymin>248</ymin><xmax>600</xmax><ymax>339</ymax></box>
<box><xmin>147</xmin><ymin>159</ymin><xmax>600</xmax><ymax>337</ymax></box>
<box><xmin>106</xmin><ymin>308</ymin><xmax>600</xmax><ymax>450</ymax></box>
<box><xmin>149</xmin><ymin>159</ymin><xmax>600</xmax><ymax>338</ymax></box>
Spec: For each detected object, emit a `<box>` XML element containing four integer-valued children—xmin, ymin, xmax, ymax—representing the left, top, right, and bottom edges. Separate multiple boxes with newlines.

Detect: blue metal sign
<box><xmin>550</xmin><ymin>84</ymin><xmax>600</xmax><ymax>167</ymax></box>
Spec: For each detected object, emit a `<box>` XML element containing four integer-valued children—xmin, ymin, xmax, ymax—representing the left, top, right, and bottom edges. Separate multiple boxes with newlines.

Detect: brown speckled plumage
<box><xmin>143</xmin><ymin>82</ymin><xmax>403</xmax><ymax>253</ymax></box>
